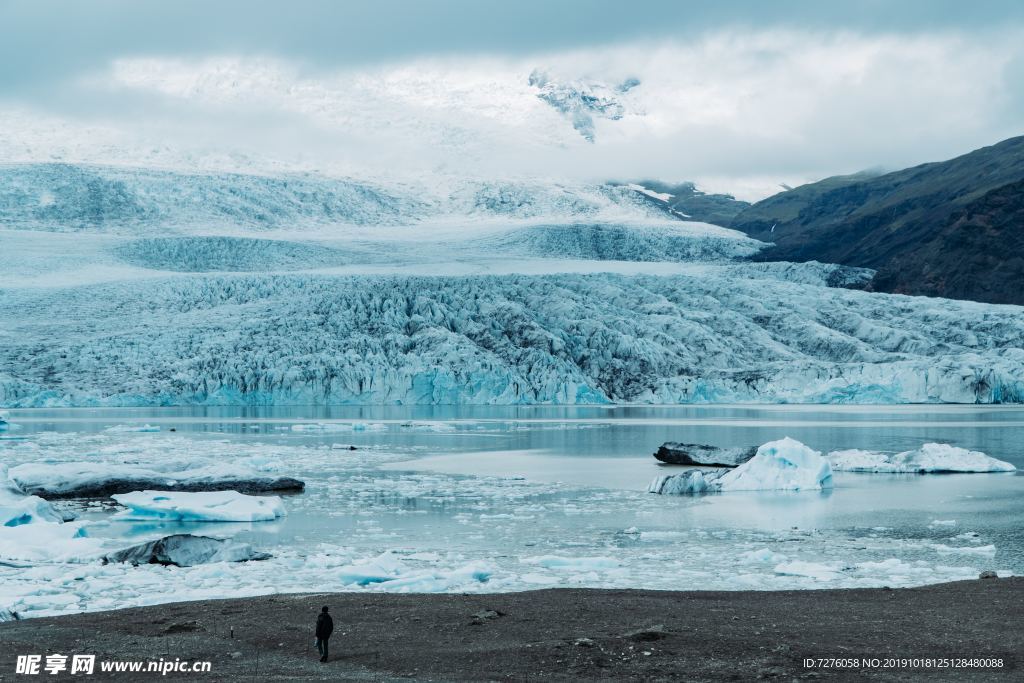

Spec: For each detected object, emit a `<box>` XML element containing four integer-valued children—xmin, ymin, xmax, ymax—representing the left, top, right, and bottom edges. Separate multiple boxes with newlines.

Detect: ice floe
<box><xmin>649</xmin><ymin>437</ymin><xmax>833</xmax><ymax>494</ymax></box>
<box><xmin>104</xmin><ymin>424</ymin><xmax>161</xmax><ymax>433</ymax></box>
<box><xmin>828</xmin><ymin>443</ymin><xmax>1016</xmax><ymax>473</ymax></box>
<box><xmin>112</xmin><ymin>491</ymin><xmax>287</xmax><ymax>523</ymax></box>
<box><xmin>336</xmin><ymin>551</ymin><xmax>492</xmax><ymax>591</ymax></box>
<box><xmin>102</xmin><ymin>534</ymin><xmax>271</xmax><ymax>567</ymax></box>
<box><xmin>10</xmin><ymin>461</ymin><xmax>304</xmax><ymax>498</ymax></box>
<box><xmin>0</xmin><ymin>466</ymin><xmax>66</xmax><ymax>527</ymax></box>
<box><xmin>291</xmin><ymin>422</ymin><xmax>386</xmax><ymax>432</ymax></box>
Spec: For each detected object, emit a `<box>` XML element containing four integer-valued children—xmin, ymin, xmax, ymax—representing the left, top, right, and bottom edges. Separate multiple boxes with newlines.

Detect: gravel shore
<box><xmin>0</xmin><ymin>579</ymin><xmax>1020</xmax><ymax>681</ymax></box>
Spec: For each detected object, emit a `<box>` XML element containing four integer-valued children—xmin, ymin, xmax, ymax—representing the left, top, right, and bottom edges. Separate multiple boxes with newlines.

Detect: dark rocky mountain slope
<box><xmin>728</xmin><ymin>136</ymin><xmax>1024</xmax><ymax>305</ymax></box>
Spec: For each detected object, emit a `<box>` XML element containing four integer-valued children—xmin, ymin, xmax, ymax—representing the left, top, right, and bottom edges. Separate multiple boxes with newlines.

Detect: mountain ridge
<box><xmin>726</xmin><ymin>135</ymin><xmax>1024</xmax><ymax>304</ymax></box>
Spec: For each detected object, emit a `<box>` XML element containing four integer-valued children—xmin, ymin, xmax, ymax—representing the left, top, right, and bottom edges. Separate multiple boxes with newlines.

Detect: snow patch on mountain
<box><xmin>528</xmin><ymin>69</ymin><xmax>641</xmax><ymax>142</ymax></box>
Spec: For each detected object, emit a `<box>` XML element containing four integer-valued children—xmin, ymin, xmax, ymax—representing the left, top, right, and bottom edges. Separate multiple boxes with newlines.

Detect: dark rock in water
<box><xmin>26</xmin><ymin>476</ymin><xmax>305</xmax><ymax>500</ymax></box>
<box><xmin>102</xmin><ymin>534</ymin><xmax>271</xmax><ymax>567</ymax></box>
<box><xmin>654</xmin><ymin>443</ymin><xmax>756</xmax><ymax>467</ymax></box>
<box><xmin>979</xmin><ymin>571</ymin><xmax>999</xmax><ymax>580</ymax></box>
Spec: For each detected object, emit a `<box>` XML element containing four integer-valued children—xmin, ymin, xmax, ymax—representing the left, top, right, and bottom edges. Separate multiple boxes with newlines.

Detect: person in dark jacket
<box><xmin>315</xmin><ymin>606</ymin><xmax>334</xmax><ymax>662</ymax></box>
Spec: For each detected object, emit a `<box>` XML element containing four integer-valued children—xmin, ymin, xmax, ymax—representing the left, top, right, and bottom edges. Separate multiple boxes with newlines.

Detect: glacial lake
<box><xmin>2</xmin><ymin>405</ymin><xmax>1022</xmax><ymax>617</ymax></box>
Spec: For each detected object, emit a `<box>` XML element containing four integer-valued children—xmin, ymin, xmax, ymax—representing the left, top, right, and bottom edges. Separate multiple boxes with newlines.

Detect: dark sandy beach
<box><xmin>0</xmin><ymin>579</ymin><xmax>1019</xmax><ymax>681</ymax></box>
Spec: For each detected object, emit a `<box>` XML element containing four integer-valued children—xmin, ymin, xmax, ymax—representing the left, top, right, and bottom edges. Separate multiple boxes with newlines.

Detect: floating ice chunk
<box><xmin>10</xmin><ymin>461</ymin><xmax>304</xmax><ymax>498</ymax></box>
<box><xmin>102</xmin><ymin>534</ymin><xmax>271</xmax><ymax>567</ymax></box>
<box><xmin>291</xmin><ymin>422</ymin><xmax>386</xmax><ymax>432</ymax></box>
<box><xmin>651</xmin><ymin>438</ymin><xmax>833</xmax><ymax>494</ymax></box>
<box><xmin>522</xmin><ymin>556</ymin><xmax>620</xmax><ymax>570</ymax></box>
<box><xmin>337</xmin><ymin>552</ymin><xmax>491</xmax><ymax>590</ymax></box>
<box><xmin>0</xmin><ymin>522</ymin><xmax>105</xmax><ymax>563</ymax></box>
<box><xmin>740</xmin><ymin>548</ymin><xmax>786</xmax><ymax>563</ymax></box>
<box><xmin>653</xmin><ymin>442</ymin><xmax>756</xmax><ymax>467</ymax></box>
<box><xmin>112</xmin><ymin>491</ymin><xmax>287</xmax><ymax>522</ymax></box>
<box><xmin>647</xmin><ymin>470</ymin><xmax>723</xmax><ymax>494</ymax></box>
<box><xmin>399</xmin><ymin>421</ymin><xmax>457</xmax><ymax>432</ymax></box>
<box><xmin>929</xmin><ymin>519</ymin><xmax>957</xmax><ymax>527</ymax></box>
<box><xmin>0</xmin><ymin>466</ymin><xmax>65</xmax><ymax>527</ymax></box>
<box><xmin>104</xmin><ymin>424</ymin><xmax>161</xmax><ymax>433</ymax></box>
<box><xmin>338</xmin><ymin>552</ymin><xmax>407</xmax><ymax>585</ymax></box>
<box><xmin>829</xmin><ymin>444</ymin><xmax>1016</xmax><ymax>473</ymax></box>
<box><xmin>930</xmin><ymin>543</ymin><xmax>996</xmax><ymax>556</ymax></box>
<box><xmin>718</xmin><ymin>438</ymin><xmax>833</xmax><ymax>491</ymax></box>
<box><xmin>773</xmin><ymin>560</ymin><xmax>841</xmax><ymax>581</ymax></box>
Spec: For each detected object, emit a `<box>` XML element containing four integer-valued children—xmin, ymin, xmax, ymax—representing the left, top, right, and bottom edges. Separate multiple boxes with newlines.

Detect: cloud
<box><xmin>2</xmin><ymin>27</ymin><xmax>1023</xmax><ymax>199</ymax></box>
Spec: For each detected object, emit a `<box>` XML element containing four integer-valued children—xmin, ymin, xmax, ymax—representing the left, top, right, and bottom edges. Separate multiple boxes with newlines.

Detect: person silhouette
<box><xmin>315</xmin><ymin>606</ymin><xmax>334</xmax><ymax>662</ymax></box>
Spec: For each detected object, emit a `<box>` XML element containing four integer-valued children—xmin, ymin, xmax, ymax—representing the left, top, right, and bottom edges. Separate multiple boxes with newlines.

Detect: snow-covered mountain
<box><xmin>2</xmin><ymin>163</ymin><xmax>1023</xmax><ymax>407</ymax></box>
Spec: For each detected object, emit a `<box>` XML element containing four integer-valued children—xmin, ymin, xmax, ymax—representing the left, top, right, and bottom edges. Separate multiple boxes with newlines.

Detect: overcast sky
<box><xmin>2</xmin><ymin>0</ymin><xmax>1023</xmax><ymax>198</ymax></box>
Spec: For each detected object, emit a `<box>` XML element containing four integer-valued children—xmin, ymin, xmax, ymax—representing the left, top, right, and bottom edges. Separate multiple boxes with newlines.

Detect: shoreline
<box><xmin>0</xmin><ymin>579</ymin><xmax>1019</xmax><ymax>681</ymax></box>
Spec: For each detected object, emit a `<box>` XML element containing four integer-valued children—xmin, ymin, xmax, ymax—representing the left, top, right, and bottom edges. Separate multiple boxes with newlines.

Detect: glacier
<box><xmin>3</xmin><ymin>271</ymin><xmax>1023</xmax><ymax>407</ymax></box>
<box><xmin>1</xmin><ymin>162</ymin><xmax>1024</xmax><ymax>407</ymax></box>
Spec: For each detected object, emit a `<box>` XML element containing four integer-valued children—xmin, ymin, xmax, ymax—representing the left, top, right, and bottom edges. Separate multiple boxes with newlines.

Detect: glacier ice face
<box><xmin>829</xmin><ymin>444</ymin><xmax>1017</xmax><ymax>473</ymax></box>
<box><xmin>111</xmin><ymin>490</ymin><xmax>287</xmax><ymax>523</ymax></box>
<box><xmin>2</xmin><ymin>270</ymin><xmax>1023</xmax><ymax>407</ymax></box>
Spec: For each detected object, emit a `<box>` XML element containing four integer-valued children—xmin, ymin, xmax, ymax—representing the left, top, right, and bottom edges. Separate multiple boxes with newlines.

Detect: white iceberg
<box><xmin>0</xmin><ymin>465</ymin><xmax>65</xmax><ymax>527</ymax></box>
<box><xmin>717</xmin><ymin>438</ymin><xmax>833</xmax><ymax>491</ymax></box>
<box><xmin>111</xmin><ymin>490</ymin><xmax>287</xmax><ymax>522</ymax></box>
<box><xmin>649</xmin><ymin>438</ymin><xmax>833</xmax><ymax>495</ymax></box>
<box><xmin>828</xmin><ymin>443</ymin><xmax>1016</xmax><ymax>473</ymax></box>
<box><xmin>0</xmin><ymin>522</ymin><xmax>105</xmax><ymax>563</ymax></box>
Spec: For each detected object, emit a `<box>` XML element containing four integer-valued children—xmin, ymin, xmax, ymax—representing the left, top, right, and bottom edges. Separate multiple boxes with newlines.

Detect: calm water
<box><xmin>1</xmin><ymin>404</ymin><xmax>1021</xmax><ymax>615</ymax></box>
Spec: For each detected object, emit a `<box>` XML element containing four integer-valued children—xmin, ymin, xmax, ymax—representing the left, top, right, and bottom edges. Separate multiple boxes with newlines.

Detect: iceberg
<box><xmin>102</xmin><ymin>534</ymin><xmax>271</xmax><ymax>567</ymax></box>
<box><xmin>717</xmin><ymin>438</ymin><xmax>833</xmax><ymax>491</ymax></box>
<box><xmin>0</xmin><ymin>522</ymin><xmax>105</xmax><ymax>563</ymax></box>
<box><xmin>653</xmin><ymin>442</ymin><xmax>756</xmax><ymax>467</ymax></box>
<box><xmin>828</xmin><ymin>444</ymin><xmax>1016</xmax><ymax>473</ymax></box>
<box><xmin>10</xmin><ymin>461</ymin><xmax>304</xmax><ymax>499</ymax></box>
<box><xmin>111</xmin><ymin>491</ymin><xmax>287</xmax><ymax>522</ymax></box>
<box><xmin>649</xmin><ymin>438</ymin><xmax>833</xmax><ymax>494</ymax></box>
<box><xmin>647</xmin><ymin>470</ymin><xmax>724</xmax><ymax>495</ymax></box>
<box><xmin>0</xmin><ymin>466</ymin><xmax>66</xmax><ymax>527</ymax></box>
